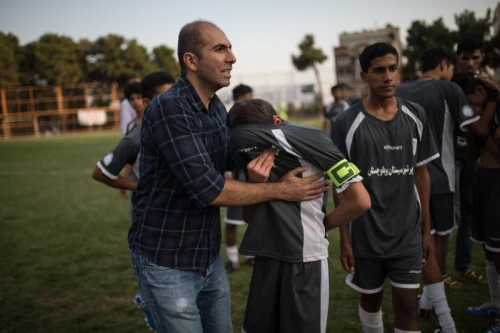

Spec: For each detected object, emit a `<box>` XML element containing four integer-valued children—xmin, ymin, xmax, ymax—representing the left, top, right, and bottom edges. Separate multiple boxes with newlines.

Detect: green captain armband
<box><xmin>326</xmin><ymin>159</ymin><xmax>360</xmax><ymax>187</ymax></box>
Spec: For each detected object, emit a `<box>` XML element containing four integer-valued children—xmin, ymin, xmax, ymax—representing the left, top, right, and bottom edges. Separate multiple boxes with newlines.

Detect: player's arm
<box><xmin>324</xmin><ymin>181</ymin><xmax>370</xmax><ymax>231</ymax></box>
<box><xmin>464</xmin><ymin>79</ymin><xmax>498</xmax><ymax>138</ymax></box>
<box><xmin>92</xmin><ymin>167</ymin><xmax>138</xmax><ymax>191</ymax></box>
<box><xmin>151</xmin><ymin>102</ymin><xmax>329</xmax><ymax>209</ymax></box>
<box><xmin>414</xmin><ymin>164</ymin><xmax>432</xmax><ymax>266</ymax></box>
<box><xmin>334</xmin><ymin>190</ymin><xmax>356</xmax><ymax>275</ymax></box>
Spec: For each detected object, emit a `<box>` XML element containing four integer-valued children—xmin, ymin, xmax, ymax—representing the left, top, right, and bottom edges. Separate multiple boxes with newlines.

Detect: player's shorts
<box><xmin>224</xmin><ymin>206</ymin><xmax>246</xmax><ymax>225</ymax></box>
<box><xmin>345</xmin><ymin>252</ymin><xmax>421</xmax><ymax>294</ymax></box>
<box><xmin>430</xmin><ymin>193</ymin><xmax>455</xmax><ymax>236</ymax></box>
<box><xmin>471</xmin><ymin>168</ymin><xmax>500</xmax><ymax>252</ymax></box>
<box><xmin>242</xmin><ymin>256</ymin><xmax>329</xmax><ymax>333</ymax></box>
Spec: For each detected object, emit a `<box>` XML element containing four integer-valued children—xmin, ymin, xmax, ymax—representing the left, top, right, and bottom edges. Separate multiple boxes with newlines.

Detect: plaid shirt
<box><xmin>128</xmin><ymin>75</ymin><xmax>229</xmax><ymax>272</ymax></box>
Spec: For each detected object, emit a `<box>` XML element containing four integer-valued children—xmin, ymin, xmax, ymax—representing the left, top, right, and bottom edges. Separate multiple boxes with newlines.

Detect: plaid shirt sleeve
<box><xmin>149</xmin><ymin>99</ymin><xmax>225</xmax><ymax>208</ymax></box>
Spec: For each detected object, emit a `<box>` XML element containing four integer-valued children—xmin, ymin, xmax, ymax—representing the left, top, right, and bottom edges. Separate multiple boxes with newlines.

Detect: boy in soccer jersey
<box><xmin>91</xmin><ymin>71</ymin><xmax>176</xmax><ymax>331</ymax></box>
<box><xmin>395</xmin><ymin>48</ymin><xmax>497</xmax><ymax>333</ymax></box>
<box><xmin>452</xmin><ymin>72</ymin><xmax>500</xmax><ymax>333</ymax></box>
<box><xmin>332</xmin><ymin>43</ymin><xmax>439</xmax><ymax>333</ymax></box>
<box><xmin>227</xmin><ymin>98</ymin><xmax>371</xmax><ymax>333</ymax></box>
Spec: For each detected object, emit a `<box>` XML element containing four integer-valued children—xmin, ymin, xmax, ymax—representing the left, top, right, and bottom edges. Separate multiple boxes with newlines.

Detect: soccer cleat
<box><xmin>134</xmin><ymin>293</ymin><xmax>157</xmax><ymax>331</ymax></box>
<box><xmin>465</xmin><ymin>303</ymin><xmax>500</xmax><ymax>317</ymax></box>
<box><xmin>484</xmin><ymin>321</ymin><xmax>500</xmax><ymax>333</ymax></box>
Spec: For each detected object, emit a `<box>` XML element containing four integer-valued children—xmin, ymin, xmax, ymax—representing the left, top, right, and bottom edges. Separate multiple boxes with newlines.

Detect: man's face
<box><xmin>442</xmin><ymin>63</ymin><xmax>454</xmax><ymax>81</ymax></box>
<box><xmin>361</xmin><ymin>54</ymin><xmax>399</xmax><ymax>99</ymax></box>
<box><xmin>465</xmin><ymin>85</ymin><xmax>487</xmax><ymax>110</ymax></box>
<box><xmin>457</xmin><ymin>50</ymin><xmax>484</xmax><ymax>73</ymax></box>
<box><xmin>128</xmin><ymin>93</ymin><xmax>143</xmax><ymax>114</ymax></box>
<box><xmin>195</xmin><ymin>24</ymin><xmax>237</xmax><ymax>91</ymax></box>
<box><xmin>142</xmin><ymin>83</ymin><xmax>173</xmax><ymax>107</ymax></box>
<box><xmin>332</xmin><ymin>88</ymin><xmax>342</xmax><ymax>101</ymax></box>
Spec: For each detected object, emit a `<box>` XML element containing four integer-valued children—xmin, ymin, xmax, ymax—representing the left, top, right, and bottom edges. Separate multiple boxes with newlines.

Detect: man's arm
<box><xmin>468</xmin><ymin>100</ymin><xmax>498</xmax><ymax>138</ymax></box>
<box><xmin>414</xmin><ymin>164</ymin><xmax>432</xmax><ymax>266</ymax></box>
<box><xmin>324</xmin><ymin>182</ymin><xmax>370</xmax><ymax>230</ymax></box>
<box><xmin>92</xmin><ymin>167</ymin><xmax>138</xmax><ymax>191</ymax></box>
<box><xmin>334</xmin><ymin>190</ymin><xmax>356</xmax><ymax>275</ymax></box>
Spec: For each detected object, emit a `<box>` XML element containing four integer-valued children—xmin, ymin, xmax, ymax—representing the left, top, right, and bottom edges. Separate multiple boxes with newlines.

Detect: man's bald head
<box><xmin>177</xmin><ymin>20</ymin><xmax>219</xmax><ymax>75</ymax></box>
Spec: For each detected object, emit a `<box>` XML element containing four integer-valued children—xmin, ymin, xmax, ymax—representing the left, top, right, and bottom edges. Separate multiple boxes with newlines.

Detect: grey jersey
<box><xmin>324</xmin><ymin>101</ymin><xmax>349</xmax><ymax>140</ymax></box>
<box><xmin>332</xmin><ymin>98</ymin><xmax>439</xmax><ymax>259</ymax></box>
<box><xmin>396</xmin><ymin>80</ymin><xmax>479</xmax><ymax>194</ymax></box>
<box><xmin>229</xmin><ymin>122</ymin><xmax>361</xmax><ymax>263</ymax></box>
<box><xmin>97</xmin><ymin>124</ymin><xmax>141</xmax><ymax>179</ymax></box>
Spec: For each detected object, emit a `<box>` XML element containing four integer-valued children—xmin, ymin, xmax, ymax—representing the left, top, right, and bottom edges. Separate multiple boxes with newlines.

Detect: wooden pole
<box><xmin>111</xmin><ymin>84</ymin><xmax>119</xmax><ymax>130</ymax></box>
<box><xmin>0</xmin><ymin>88</ymin><xmax>10</xmax><ymax>139</ymax></box>
<box><xmin>56</xmin><ymin>86</ymin><xmax>66</xmax><ymax>133</ymax></box>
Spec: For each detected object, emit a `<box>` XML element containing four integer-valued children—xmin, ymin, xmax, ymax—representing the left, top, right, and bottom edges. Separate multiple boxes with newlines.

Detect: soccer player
<box><xmin>224</xmin><ymin>83</ymin><xmax>254</xmax><ymax>273</ymax></box>
<box><xmin>452</xmin><ymin>72</ymin><xmax>500</xmax><ymax>333</ymax></box>
<box><xmin>333</xmin><ymin>43</ymin><xmax>439</xmax><ymax>333</ymax></box>
<box><xmin>227</xmin><ymin>98</ymin><xmax>371</xmax><ymax>333</ymax></box>
<box><xmin>322</xmin><ymin>84</ymin><xmax>350</xmax><ymax>139</ymax></box>
<box><xmin>396</xmin><ymin>47</ymin><xmax>493</xmax><ymax>332</ymax></box>
<box><xmin>91</xmin><ymin>71</ymin><xmax>176</xmax><ymax>331</ymax></box>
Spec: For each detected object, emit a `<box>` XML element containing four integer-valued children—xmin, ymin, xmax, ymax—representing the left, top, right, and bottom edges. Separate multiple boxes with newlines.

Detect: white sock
<box><xmin>486</xmin><ymin>261</ymin><xmax>500</xmax><ymax>309</ymax></box>
<box><xmin>425</xmin><ymin>282</ymin><xmax>456</xmax><ymax>333</ymax></box>
<box><xmin>419</xmin><ymin>286</ymin><xmax>431</xmax><ymax>310</ymax></box>
<box><xmin>245</xmin><ymin>255</ymin><xmax>255</xmax><ymax>260</ymax></box>
<box><xmin>226</xmin><ymin>245</ymin><xmax>239</xmax><ymax>264</ymax></box>
<box><xmin>359</xmin><ymin>304</ymin><xmax>383</xmax><ymax>333</ymax></box>
<box><xmin>394</xmin><ymin>329</ymin><xmax>420</xmax><ymax>333</ymax></box>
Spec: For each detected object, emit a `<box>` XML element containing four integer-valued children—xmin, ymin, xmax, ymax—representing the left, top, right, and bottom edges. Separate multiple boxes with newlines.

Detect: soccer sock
<box><xmin>486</xmin><ymin>261</ymin><xmax>500</xmax><ymax>308</ymax></box>
<box><xmin>394</xmin><ymin>329</ymin><xmax>420</xmax><ymax>333</ymax></box>
<box><xmin>419</xmin><ymin>286</ymin><xmax>431</xmax><ymax>310</ymax></box>
<box><xmin>425</xmin><ymin>282</ymin><xmax>456</xmax><ymax>333</ymax></box>
<box><xmin>359</xmin><ymin>304</ymin><xmax>383</xmax><ymax>333</ymax></box>
<box><xmin>245</xmin><ymin>255</ymin><xmax>255</xmax><ymax>260</ymax></box>
<box><xmin>226</xmin><ymin>245</ymin><xmax>239</xmax><ymax>264</ymax></box>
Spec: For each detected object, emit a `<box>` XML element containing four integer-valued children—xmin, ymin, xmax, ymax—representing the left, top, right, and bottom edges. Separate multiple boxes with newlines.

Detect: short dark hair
<box><xmin>457</xmin><ymin>38</ymin><xmax>484</xmax><ymax>55</ymax></box>
<box><xmin>177</xmin><ymin>20</ymin><xmax>218</xmax><ymax>75</ymax></box>
<box><xmin>227</xmin><ymin>99</ymin><xmax>277</xmax><ymax>128</ymax></box>
<box><xmin>140</xmin><ymin>72</ymin><xmax>176</xmax><ymax>100</ymax></box>
<box><xmin>331</xmin><ymin>85</ymin><xmax>342</xmax><ymax>93</ymax></box>
<box><xmin>451</xmin><ymin>72</ymin><xmax>480</xmax><ymax>95</ymax></box>
<box><xmin>124</xmin><ymin>82</ymin><xmax>141</xmax><ymax>100</ymax></box>
<box><xmin>419</xmin><ymin>47</ymin><xmax>456</xmax><ymax>73</ymax></box>
<box><xmin>232</xmin><ymin>84</ymin><xmax>253</xmax><ymax>100</ymax></box>
<box><xmin>359</xmin><ymin>42</ymin><xmax>399</xmax><ymax>72</ymax></box>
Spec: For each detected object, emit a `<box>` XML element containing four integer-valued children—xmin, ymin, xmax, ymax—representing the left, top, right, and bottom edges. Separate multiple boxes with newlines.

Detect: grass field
<box><xmin>0</xmin><ymin>123</ymin><xmax>493</xmax><ymax>333</ymax></box>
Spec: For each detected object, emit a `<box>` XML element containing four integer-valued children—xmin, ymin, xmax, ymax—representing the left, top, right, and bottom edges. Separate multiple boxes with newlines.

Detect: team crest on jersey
<box><xmin>103</xmin><ymin>152</ymin><xmax>113</xmax><ymax>166</ymax></box>
<box><xmin>462</xmin><ymin>105</ymin><xmax>474</xmax><ymax>117</ymax></box>
<box><xmin>412</xmin><ymin>138</ymin><xmax>417</xmax><ymax>156</ymax></box>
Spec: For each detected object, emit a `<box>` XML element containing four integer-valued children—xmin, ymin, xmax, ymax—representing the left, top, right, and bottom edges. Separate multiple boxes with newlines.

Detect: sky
<box><xmin>0</xmin><ymin>0</ymin><xmax>497</xmax><ymax>102</ymax></box>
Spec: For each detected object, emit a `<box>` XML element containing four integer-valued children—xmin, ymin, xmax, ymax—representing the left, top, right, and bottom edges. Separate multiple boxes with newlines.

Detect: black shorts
<box><xmin>430</xmin><ymin>193</ymin><xmax>455</xmax><ymax>235</ymax></box>
<box><xmin>471</xmin><ymin>168</ymin><xmax>500</xmax><ymax>252</ymax></box>
<box><xmin>345</xmin><ymin>252</ymin><xmax>421</xmax><ymax>294</ymax></box>
<box><xmin>243</xmin><ymin>256</ymin><xmax>329</xmax><ymax>333</ymax></box>
<box><xmin>224</xmin><ymin>206</ymin><xmax>245</xmax><ymax>225</ymax></box>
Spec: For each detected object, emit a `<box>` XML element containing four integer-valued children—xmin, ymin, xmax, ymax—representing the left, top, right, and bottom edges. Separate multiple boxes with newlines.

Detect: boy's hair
<box><xmin>331</xmin><ymin>85</ymin><xmax>341</xmax><ymax>93</ymax></box>
<box><xmin>227</xmin><ymin>99</ymin><xmax>277</xmax><ymax>128</ymax></box>
<box><xmin>457</xmin><ymin>38</ymin><xmax>484</xmax><ymax>55</ymax></box>
<box><xmin>419</xmin><ymin>47</ymin><xmax>456</xmax><ymax>73</ymax></box>
<box><xmin>359</xmin><ymin>42</ymin><xmax>399</xmax><ymax>73</ymax></box>
<box><xmin>232</xmin><ymin>84</ymin><xmax>253</xmax><ymax>100</ymax></box>
<box><xmin>124</xmin><ymin>82</ymin><xmax>141</xmax><ymax>100</ymax></box>
<box><xmin>140</xmin><ymin>72</ymin><xmax>176</xmax><ymax>100</ymax></box>
<box><xmin>177</xmin><ymin>20</ymin><xmax>218</xmax><ymax>75</ymax></box>
<box><xmin>451</xmin><ymin>72</ymin><xmax>480</xmax><ymax>95</ymax></box>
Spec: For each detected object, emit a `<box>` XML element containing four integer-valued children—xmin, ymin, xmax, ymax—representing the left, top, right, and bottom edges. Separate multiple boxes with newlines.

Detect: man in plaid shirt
<box><xmin>128</xmin><ymin>20</ymin><xmax>330</xmax><ymax>333</ymax></box>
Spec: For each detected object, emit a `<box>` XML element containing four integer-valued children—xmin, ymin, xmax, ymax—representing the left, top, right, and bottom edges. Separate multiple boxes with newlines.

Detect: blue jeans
<box><xmin>130</xmin><ymin>248</ymin><xmax>232</xmax><ymax>333</ymax></box>
<box><xmin>454</xmin><ymin>158</ymin><xmax>476</xmax><ymax>272</ymax></box>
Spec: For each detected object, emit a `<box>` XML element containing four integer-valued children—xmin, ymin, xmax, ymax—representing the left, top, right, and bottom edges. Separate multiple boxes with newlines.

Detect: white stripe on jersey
<box><xmin>402</xmin><ymin>105</ymin><xmax>423</xmax><ymax>140</ymax></box>
<box><xmin>272</xmin><ymin>129</ymin><xmax>329</xmax><ymax>262</ymax></box>
<box><xmin>346</xmin><ymin>112</ymin><xmax>365</xmax><ymax>159</ymax></box>
<box><xmin>320</xmin><ymin>258</ymin><xmax>329</xmax><ymax>333</ymax></box>
<box><xmin>442</xmin><ymin>101</ymin><xmax>456</xmax><ymax>192</ymax></box>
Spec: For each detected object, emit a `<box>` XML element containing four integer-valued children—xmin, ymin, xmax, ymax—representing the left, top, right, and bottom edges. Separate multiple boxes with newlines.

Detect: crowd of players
<box><xmin>91</xmin><ymin>20</ymin><xmax>500</xmax><ymax>333</ymax></box>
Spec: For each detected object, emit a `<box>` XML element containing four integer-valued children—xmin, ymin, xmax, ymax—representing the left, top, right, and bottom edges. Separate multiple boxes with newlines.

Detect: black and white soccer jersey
<box><xmin>396</xmin><ymin>79</ymin><xmax>479</xmax><ymax>194</ymax></box>
<box><xmin>97</xmin><ymin>124</ymin><xmax>141</xmax><ymax>179</ymax></box>
<box><xmin>332</xmin><ymin>98</ymin><xmax>439</xmax><ymax>259</ymax></box>
<box><xmin>229</xmin><ymin>122</ymin><xmax>362</xmax><ymax>263</ymax></box>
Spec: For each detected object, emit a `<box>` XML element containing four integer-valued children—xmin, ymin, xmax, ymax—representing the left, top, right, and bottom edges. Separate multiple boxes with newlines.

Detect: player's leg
<box><xmin>420</xmin><ymin>237</ymin><xmax>457</xmax><ymax>332</ymax></box>
<box><xmin>280</xmin><ymin>258</ymin><xmax>329</xmax><ymax>333</ymax></box>
<box><xmin>242</xmin><ymin>256</ymin><xmax>281</xmax><ymax>333</ymax></box>
<box><xmin>345</xmin><ymin>257</ymin><xmax>385</xmax><ymax>333</ymax></box>
<box><xmin>388</xmin><ymin>252</ymin><xmax>421</xmax><ymax>332</ymax></box>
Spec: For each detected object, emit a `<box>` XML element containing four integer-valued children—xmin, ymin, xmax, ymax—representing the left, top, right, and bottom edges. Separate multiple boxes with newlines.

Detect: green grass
<box><xmin>0</xmin><ymin>128</ymin><xmax>492</xmax><ymax>333</ymax></box>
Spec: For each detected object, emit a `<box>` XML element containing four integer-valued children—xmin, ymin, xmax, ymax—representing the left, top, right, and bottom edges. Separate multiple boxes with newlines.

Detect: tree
<box><xmin>455</xmin><ymin>8</ymin><xmax>494</xmax><ymax>41</ymax></box>
<box><xmin>403</xmin><ymin>18</ymin><xmax>456</xmax><ymax>78</ymax></box>
<box><xmin>291</xmin><ymin>35</ymin><xmax>327</xmax><ymax>115</ymax></box>
<box><xmin>90</xmin><ymin>34</ymin><xmax>128</xmax><ymax>84</ymax></box>
<box><xmin>0</xmin><ymin>32</ymin><xmax>20</xmax><ymax>87</ymax></box>
<box><xmin>152</xmin><ymin>45</ymin><xmax>180</xmax><ymax>78</ymax></box>
<box><xmin>123</xmin><ymin>39</ymin><xmax>156</xmax><ymax>79</ymax></box>
<box><xmin>32</xmin><ymin>33</ymin><xmax>83</xmax><ymax>85</ymax></box>
<box><xmin>77</xmin><ymin>38</ymin><xmax>94</xmax><ymax>83</ymax></box>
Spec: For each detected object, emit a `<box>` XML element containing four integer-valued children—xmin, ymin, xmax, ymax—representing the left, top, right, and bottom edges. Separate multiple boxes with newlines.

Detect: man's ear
<box><xmin>184</xmin><ymin>52</ymin><xmax>199</xmax><ymax>72</ymax></box>
<box><xmin>361</xmin><ymin>71</ymin><xmax>367</xmax><ymax>83</ymax></box>
<box><xmin>273</xmin><ymin>115</ymin><xmax>282</xmax><ymax>125</ymax></box>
